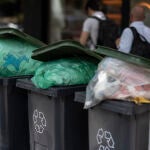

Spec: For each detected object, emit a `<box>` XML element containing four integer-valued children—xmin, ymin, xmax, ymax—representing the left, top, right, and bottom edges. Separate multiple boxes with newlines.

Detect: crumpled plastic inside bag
<box><xmin>84</xmin><ymin>57</ymin><xmax>150</xmax><ymax>109</ymax></box>
<box><xmin>31</xmin><ymin>57</ymin><xmax>97</xmax><ymax>89</ymax></box>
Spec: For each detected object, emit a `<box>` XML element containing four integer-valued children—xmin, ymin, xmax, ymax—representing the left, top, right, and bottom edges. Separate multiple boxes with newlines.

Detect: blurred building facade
<box><xmin>0</xmin><ymin>0</ymin><xmax>150</xmax><ymax>44</ymax></box>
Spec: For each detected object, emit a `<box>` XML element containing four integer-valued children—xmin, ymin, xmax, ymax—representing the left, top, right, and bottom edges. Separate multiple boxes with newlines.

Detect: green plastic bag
<box><xmin>31</xmin><ymin>57</ymin><xmax>98</xmax><ymax>89</ymax></box>
<box><xmin>0</xmin><ymin>38</ymin><xmax>43</xmax><ymax>77</ymax></box>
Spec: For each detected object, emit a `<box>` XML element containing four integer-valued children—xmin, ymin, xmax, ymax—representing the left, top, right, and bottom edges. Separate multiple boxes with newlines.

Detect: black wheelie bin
<box><xmin>16</xmin><ymin>40</ymin><xmax>102</xmax><ymax>150</ymax></box>
<box><xmin>88</xmin><ymin>100</ymin><xmax>150</xmax><ymax>150</ymax></box>
<box><xmin>74</xmin><ymin>91</ymin><xmax>150</xmax><ymax>150</ymax></box>
<box><xmin>16</xmin><ymin>79</ymin><xmax>88</xmax><ymax>150</ymax></box>
<box><xmin>87</xmin><ymin>46</ymin><xmax>150</xmax><ymax>150</ymax></box>
<box><xmin>0</xmin><ymin>28</ymin><xmax>46</xmax><ymax>150</ymax></box>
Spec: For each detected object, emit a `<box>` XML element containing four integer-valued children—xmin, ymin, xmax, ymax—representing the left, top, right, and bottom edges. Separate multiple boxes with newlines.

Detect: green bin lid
<box><xmin>94</xmin><ymin>46</ymin><xmax>150</xmax><ymax>68</ymax></box>
<box><xmin>31</xmin><ymin>40</ymin><xmax>102</xmax><ymax>62</ymax></box>
<box><xmin>0</xmin><ymin>28</ymin><xmax>46</xmax><ymax>47</ymax></box>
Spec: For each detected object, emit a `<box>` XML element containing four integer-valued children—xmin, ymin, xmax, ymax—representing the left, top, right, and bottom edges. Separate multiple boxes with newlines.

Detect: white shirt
<box><xmin>118</xmin><ymin>21</ymin><xmax>150</xmax><ymax>53</ymax></box>
<box><xmin>82</xmin><ymin>11</ymin><xmax>106</xmax><ymax>50</ymax></box>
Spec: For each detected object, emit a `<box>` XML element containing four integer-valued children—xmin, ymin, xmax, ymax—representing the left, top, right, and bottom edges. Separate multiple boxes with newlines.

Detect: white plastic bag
<box><xmin>84</xmin><ymin>57</ymin><xmax>150</xmax><ymax>109</ymax></box>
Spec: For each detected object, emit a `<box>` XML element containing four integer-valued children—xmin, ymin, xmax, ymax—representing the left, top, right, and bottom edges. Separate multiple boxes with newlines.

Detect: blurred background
<box><xmin>0</xmin><ymin>0</ymin><xmax>149</xmax><ymax>44</ymax></box>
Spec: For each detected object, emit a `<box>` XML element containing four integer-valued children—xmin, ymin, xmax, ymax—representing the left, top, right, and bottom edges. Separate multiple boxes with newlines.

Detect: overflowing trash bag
<box><xmin>31</xmin><ymin>57</ymin><xmax>97</xmax><ymax>89</ymax></box>
<box><xmin>0</xmin><ymin>38</ymin><xmax>43</xmax><ymax>76</ymax></box>
<box><xmin>84</xmin><ymin>57</ymin><xmax>150</xmax><ymax>109</ymax></box>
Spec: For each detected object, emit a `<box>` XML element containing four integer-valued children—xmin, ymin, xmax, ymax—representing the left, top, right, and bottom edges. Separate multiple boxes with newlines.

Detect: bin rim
<box><xmin>0</xmin><ymin>75</ymin><xmax>33</xmax><ymax>86</ymax></box>
<box><xmin>16</xmin><ymin>78</ymin><xmax>86</xmax><ymax>97</ymax></box>
<box><xmin>31</xmin><ymin>39</ymin><xmax>102</xmax><ymax>62</ymax></box>
<box><xmin>0</xmin><ymin>28</ymin><xmax>46</xmax><ymax>47</ymax></box>
<box><xmin>92</xmin><ymin>100</ymin><xmax>150</xmax><ymax>115</ymax></box>
<box><xmin>0</xmin><ymin>75</ymin><xmax>33</xmax><ymax>80</ymax></box>
<box><xmin>94</xmin><ymin>46</ymin><xmax>150</xmax><ymax>69</ymax></box>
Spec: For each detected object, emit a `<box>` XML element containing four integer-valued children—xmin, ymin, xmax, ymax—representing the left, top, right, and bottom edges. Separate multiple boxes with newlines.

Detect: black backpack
<box><xmin>90</xmin><ymin>16</ymin><xmax>119</xmax><ymax>49</ymax></box>
<box><xmin>130</xmin><ymin>27</ymin><xmax>150</xmax><ymax>59</ymax></box>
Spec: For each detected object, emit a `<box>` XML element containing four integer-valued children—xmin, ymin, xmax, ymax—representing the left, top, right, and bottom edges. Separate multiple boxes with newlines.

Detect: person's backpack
<box><xmin>90</xmin><ymin>16</ymin><xmax>119</xmax><ymax>49</ymax></box>
<box><xmin>130</xmin><ymin>27</ymin><xmax>150</xmax><ymax>59</ymax></box>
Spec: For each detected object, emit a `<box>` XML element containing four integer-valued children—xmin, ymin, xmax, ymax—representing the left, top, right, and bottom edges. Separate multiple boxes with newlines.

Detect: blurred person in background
<box><xmin>79</xmin><ymin>0</ymin><xmax>106</xmax><ymax>50</ymax></box>
<box><xmin>118</xmin><ymin>5</ymin><xmax>150</xmax><ymax>55</ymax></box>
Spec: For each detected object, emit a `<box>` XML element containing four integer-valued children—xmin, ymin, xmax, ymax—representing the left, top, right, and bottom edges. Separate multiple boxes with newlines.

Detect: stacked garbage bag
<box><xmin>31</xmin><ymin>40</ymin><xmax>101</xmax><ymax>89</ymax></box>
<box><xmin>0</xmin><ymin>28</ymin><xmax>45</xmax><ymax>77</ymax></box>
<box><xmin>84</xmin><ymin>46</ymin><xmax>150</xmax><ymax>108</ymax></box>
<box><xmin>31</xmin><ymin>57</ymin><xmax>98</xmax><ymax>89</ymax></box>
<box><xmin>0</xmin><ymin>38</ymin><xmax>43</xmax><ymax>76</ymax></box>
<box><xmin>0</xmin><ymin>31</ymin><xmax>101</xmax><ymax>88</ymax></box>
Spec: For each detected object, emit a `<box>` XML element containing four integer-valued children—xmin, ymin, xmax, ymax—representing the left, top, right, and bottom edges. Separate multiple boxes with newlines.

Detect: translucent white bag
<box><xmin>84</xmin><ymin>57</ymin><xmax>150</xmax><ymax>109</ymax></box>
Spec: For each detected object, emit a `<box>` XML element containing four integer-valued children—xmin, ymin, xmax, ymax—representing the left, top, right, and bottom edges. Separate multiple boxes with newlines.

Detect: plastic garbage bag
<box><xmin>31</xmin><ymin>57</ymin><xmax>98</xmax><ymax>89</ymax></box>
<box><xmin>84</xmin><ymin>57</ymin><xmax>150</xmax><ymax>109</ymax></box>
<box><xmin>0</xmin><ymin>38</ymin><xmax>43</xmax><ymax>76</ymax></box>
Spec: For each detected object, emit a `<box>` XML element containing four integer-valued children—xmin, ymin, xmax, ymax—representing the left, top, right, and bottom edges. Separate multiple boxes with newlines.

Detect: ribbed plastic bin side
<box><xmin>16</xmin><ymin>79</ymin><xmax>89</xmax><ymax>150</ymax></box>
<box><xmin>88</xmin><ymin>100</ymin><xmax>150</xmax><ymax>150</ymax></box>
<box><xmin>0</xmin><ymin>77</ymin><xmax>31</xmax><ymax>150</ymax></box>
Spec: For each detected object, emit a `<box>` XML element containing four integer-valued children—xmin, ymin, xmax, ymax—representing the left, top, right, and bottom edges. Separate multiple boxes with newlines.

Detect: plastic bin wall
<box><xmin>16</xmin><ymin>79</ymin><xmax>88</xmax><ymax>150</ymax></box>
<box><xmin>88</xmin><ymin>101</ymin><xmax>150</xmax><ymax>150</ymax></box>
<box><xmin>0</xmin><ymin>78</ymin><xmax>29</xmax><ymax>150</ymax></box>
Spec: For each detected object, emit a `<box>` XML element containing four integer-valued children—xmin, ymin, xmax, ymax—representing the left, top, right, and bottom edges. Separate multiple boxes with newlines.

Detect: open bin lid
<box><xmin>94</xmin><ymin>46</ymin><xmax>150</xmax><ymax>69</ymax></box>
<box><xmin>0</xmin><ymin>28</ymin><xmax>46</xmax><ymax>47</ymax></box>
<box><xmin>31</xmin><ymin>40</ymin><xmax>102</xmax><ymax>62</ymax></box>
<box><xmin>16</xmin><ymin>79</ymin><xmax>86</xmax><ymax>97</ymax></box>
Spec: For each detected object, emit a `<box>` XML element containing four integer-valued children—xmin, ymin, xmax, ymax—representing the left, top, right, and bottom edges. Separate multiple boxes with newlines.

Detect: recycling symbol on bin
<box><xmin>33</xmin><ymin>109</ymin><xmax>47</xmax><ymax>134</ymax></box>
<box><xmin>96</xmin><ymin>128</ymin><xmax>115</xmax><ymax>150</ymax></box>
